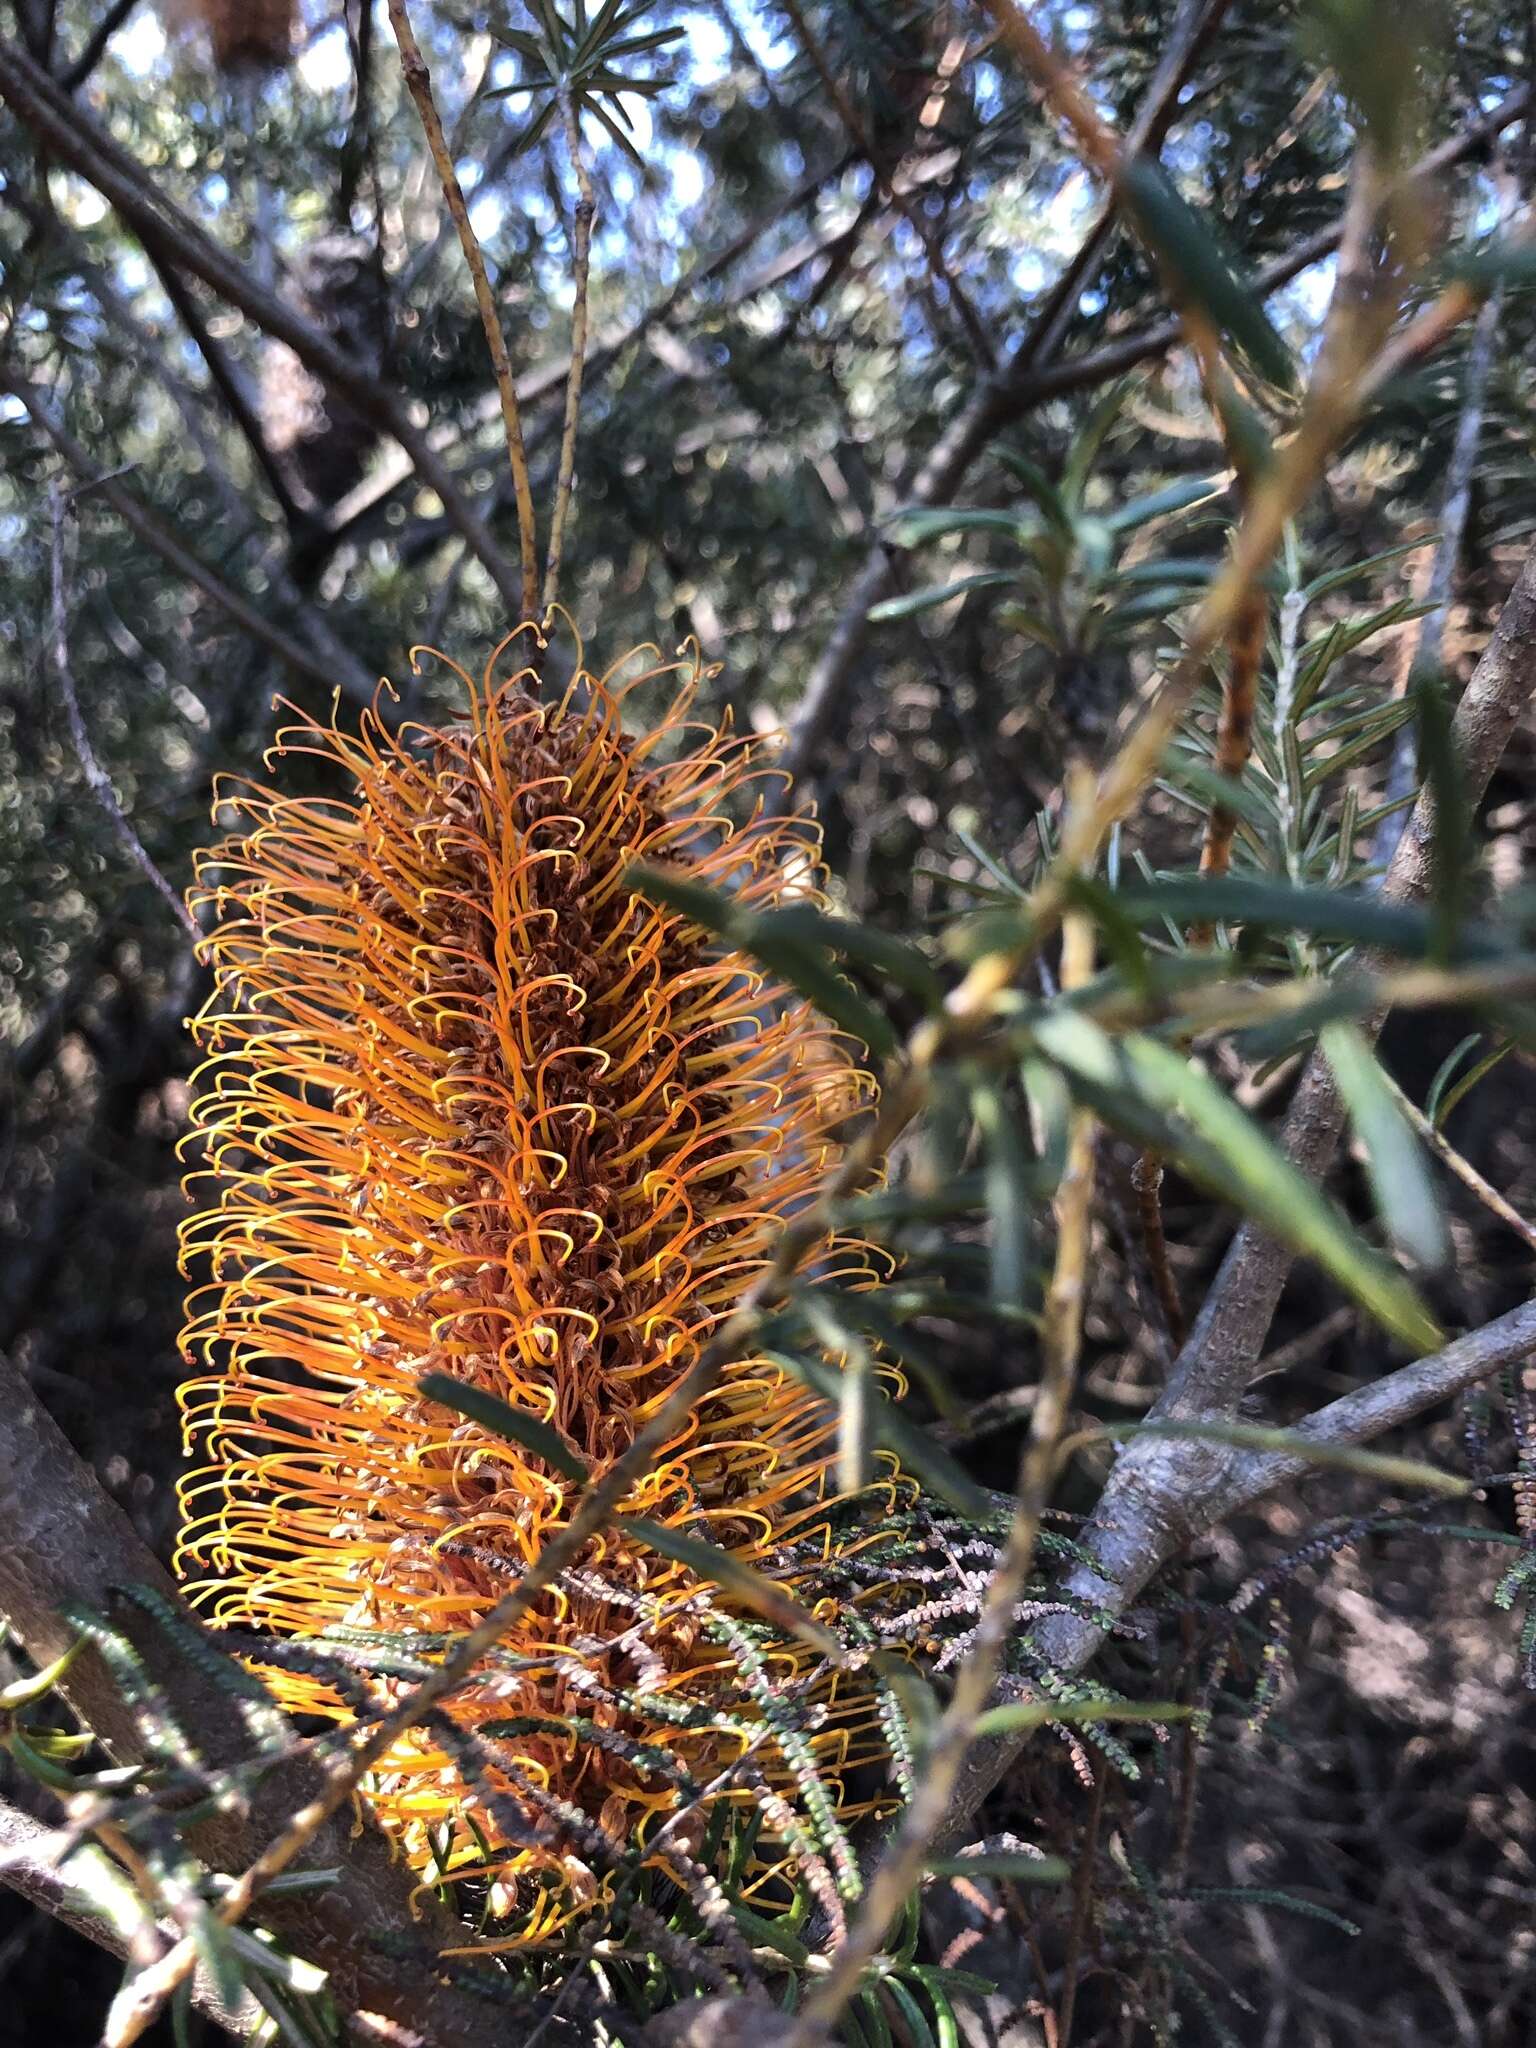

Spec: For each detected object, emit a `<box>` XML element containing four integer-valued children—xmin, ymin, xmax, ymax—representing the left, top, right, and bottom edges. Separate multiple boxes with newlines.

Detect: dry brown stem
<box><xmin>386</xmin><ymin>0</ymin><xmax>540</xmax><ymax>617</ymax></box>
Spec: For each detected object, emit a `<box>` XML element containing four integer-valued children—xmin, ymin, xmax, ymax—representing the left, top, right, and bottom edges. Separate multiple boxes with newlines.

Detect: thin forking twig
<box><xmin>387</xmin><ymin>0</ymin><xmax>540</xmax><ymax>620</ymax></box>
<box><xmin>47</xmin><ymin>482</ymin><xmax>198</xmax><ymax>944</ymax></box>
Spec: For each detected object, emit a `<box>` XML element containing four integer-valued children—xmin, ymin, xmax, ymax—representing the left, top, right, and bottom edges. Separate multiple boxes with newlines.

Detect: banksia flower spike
<box><xmin>176</xmin><ymin>627</ymin><xmax>912</xmax><ymax>1934</ymax></box>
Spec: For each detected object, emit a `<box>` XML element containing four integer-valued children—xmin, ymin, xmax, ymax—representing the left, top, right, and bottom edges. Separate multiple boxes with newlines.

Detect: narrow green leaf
<box><xmin>1103</xmin><ymin>475</ymin><xmax>1224</xmax><ymax>534</ymax></box>
<box><xmin>971</xmin><ymin>1697</ymin><xmax>1192</xmax><ymax>1737</ymax></box>
<box><xmin>993</xmin><ymin>447</ymin><xmax>1075</xmax><ymax>534</ymax></box>
<box><xmin>797</xmin><ymin>1283</ymin><xmax>968</xmax><ymax>1421</ymax></box>
<box><xmin>882</xmin><ymin>1976</ymin><xmax>941</xmax><ymax>2048</ymax></box>
<box><xmin>759</xmin><ymin>905</ymin><xmax>943</xmax><ymax>1003</ymax></box>
<box><xmin>1029</xmin><ymin>1013</ymin><xmax>1443</xmax><ymax>1350</ymax></box>
<box><xmin>868</xmin><ymin>571</ymin><xmax>1016</xmax><ymax>623</ymax></box>
<box><xmin>629</xmin><ymin>865</ymin><xmax>899</xmax><ymax>1056</ymax></box>
<box><xmin>971</xmin><ymin>1083</ymin><xmax>1033</xmax><ymax>1313</ymax></box>
<box><xmin>887</xmin><ymin>508</ymin><xmax>1030</xmax><ymax>545</ymax></box>
<box><xmin>1061</xmin><ymin>380</ymin><xmax>1132</xmax><ymax>508</ymax></box>
<box><xmin>1121</xmin><ymin>157</ymin><xmax>1296</xmax><ymax>389</ymax></box>
<box><xmin>1409</xmin><ymin>663</ymin><xmax>1472</xmax><ymax>963</ymax></box>
<box><xmin>614</xmin><ymin>1517</ymin><xmax>843</xmax><ymax>1658</ymax></box>
<box><xmin>1107</xmin><ymin>875</ymin><xmax>1505</xmax><ymax>963</ymax></box>
<box><xmin>419</xmin><ymin>1372</ymin><xmax>587</xmax><ymax>1481</ymax></box>
<box><xmin>1322</xmin><ymin>1023</ymin><xmax>1450</xmax><ymax>1269</ymax></box>
<box><xmin>1159</xmin><ymin>761</ymin><xmax>1276</xmax><ymax>838</ymax></box>
<box><xmin>1300</xmin><ymin>540</ymin><xmax>1423</xmax><ymax>603</ymax></box>
<box><xmin>1424</xmin><ymin>1032</ymin><xmax>1484</xmax><ymax>1126</ymax></box>
<box><xmin>1434</xmin><ymin>1037</ymin><xmax>1512</xmax><ymax>1126</ymax></box>
<box><xmin>1451</xmin><ymin>238</ymin><xmax>1536</xmax><ymax>287</ymax></box>
<box><xmin>731</xmin><ymin>1903</ymin><xmax>810</xmax><ymax>1965</ymax></box>
<box><xmin>1096</xmin><ymin>1418</ymin><xmax>1467</xmax><ymax>1493</ymax></box>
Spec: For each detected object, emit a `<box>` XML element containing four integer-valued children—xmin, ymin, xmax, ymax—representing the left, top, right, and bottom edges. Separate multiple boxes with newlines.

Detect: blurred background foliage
<box><xmin>5</xmin><ymin>1</ymin><xmax>1536</xmax><ymax>2042</ymax></box>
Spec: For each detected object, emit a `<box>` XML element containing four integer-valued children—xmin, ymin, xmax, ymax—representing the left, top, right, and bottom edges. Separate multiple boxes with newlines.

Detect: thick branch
<box><xmin>0</xmin><ymin>1798</ymin><xmax>257</xmax><ymax>2038</ymax></box>
<box><xmin>0</xmin><ymin>1350</ymin><xmax>505</xmax><ymax>2048</ymax></box>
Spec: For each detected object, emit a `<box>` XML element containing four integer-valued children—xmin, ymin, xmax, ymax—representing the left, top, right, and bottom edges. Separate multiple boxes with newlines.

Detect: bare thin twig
<box><xmin>1388</xmin><ymin>1075</ymin><xmax>1536</xmax><ymax>1257</ymax></box>
<box><xmin>8</xmin><ymin>374</ymin><xmax>374</xmax><ymax>707</ymax></box>
<box><xmin>543</xmin><ymin>85</ymin><xmax>597</xmax><ymax>613</ymax></box>
<box><xmin>386</xmin><ymin>0</ymin><xmax>539</xmax><ymax>617</ymax></box>
<box><xmin>1372</xmin><ymin>283</ymin><xmax>1506</xmax><ymax>869</ymax></box>
<box><xmin>0</xmin><ymin>37</ymin><xmax>527</xmax><ymax>619</ymax></box>
<box><xmin>779</xmin><ymin>0</ymin><xmax>996</xmax><ymax>369</ymax></box>
<box><xmin>47</xmin><ymin>483</ymin><xmax>197</xmax><ymax>942</ymax></box>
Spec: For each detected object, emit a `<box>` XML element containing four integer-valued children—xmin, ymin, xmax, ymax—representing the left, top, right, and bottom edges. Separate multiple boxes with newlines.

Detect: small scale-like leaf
<box><xmin>614</xmin><ymin>1517</ymin><xmax>843</xmax><ymax>1658</ymax></box>
<box><xmin>419</xmin><ymin>1372</ymin><xmax>586</xmax><ymax>1481</ymax></box>
<box><xmin>1322</xmin><ymin>1022</ymin><xmax>1450</xmax><ymax>1269</ymax></box>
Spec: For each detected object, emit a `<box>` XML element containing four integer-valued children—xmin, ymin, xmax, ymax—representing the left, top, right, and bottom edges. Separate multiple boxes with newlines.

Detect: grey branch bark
<box><xmin>0</xmin><ymin>1347</ymin><xmax>506</xmax><ymax>2048</ymax></box>
<box><xmin>0</xmin><ymin>1797</ymin><xmax>259</xmax><ymax>2039</ymax></box>
<box><xmin>1372</xmin><ymin>283</ymin><xmax>1506</xmax><ymax>869</ymax></box>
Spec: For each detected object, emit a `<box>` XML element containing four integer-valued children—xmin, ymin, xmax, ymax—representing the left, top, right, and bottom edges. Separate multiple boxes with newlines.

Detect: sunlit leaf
<box><xmin>1028</xmin><ymin>1011</ymin><xmax>1443</xmax><ymax>1350</ymax></box>
<box><xmin>1322</xmin><ymin>1022</ymin><xmax>1450</xmax><ymax>1269</ymax></box>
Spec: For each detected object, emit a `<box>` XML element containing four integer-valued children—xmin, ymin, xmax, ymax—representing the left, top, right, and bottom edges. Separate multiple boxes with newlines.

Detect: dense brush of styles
<box><xmin>175</xmin><ymin>629</ymin><xmax>913</xmax><ymax>1931</ymax></box>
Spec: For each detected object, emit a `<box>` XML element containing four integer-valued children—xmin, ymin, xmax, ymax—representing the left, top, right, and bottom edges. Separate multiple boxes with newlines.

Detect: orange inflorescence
<box><xmin>176</xmin><ymin>628</ymin><xmax>907</xmax><ymax>1932</ymax></box>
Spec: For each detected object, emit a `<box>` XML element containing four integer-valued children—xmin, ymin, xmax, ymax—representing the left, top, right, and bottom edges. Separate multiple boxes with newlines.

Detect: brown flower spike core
<box><xmin>175</xmin><ymin>625</ymin><xmax>911</xmax><ymax>1939</ymax></box>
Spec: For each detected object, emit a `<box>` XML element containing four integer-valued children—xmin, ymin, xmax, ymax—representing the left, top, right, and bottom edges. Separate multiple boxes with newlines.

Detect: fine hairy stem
<box><xmin>386</xmin><ymin>0</ymin><xmax>540</xmax><ymax>618</ymax></box>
